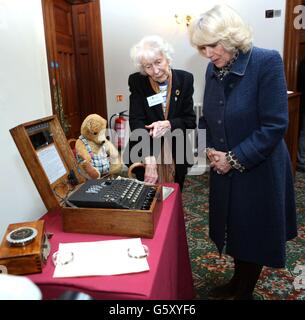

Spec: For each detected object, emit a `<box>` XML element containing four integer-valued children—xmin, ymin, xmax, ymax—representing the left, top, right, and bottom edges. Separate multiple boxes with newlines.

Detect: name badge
<box><xmin>147</xmin><ymin>93</ymin><xmax>164</xmax><ymax>107</ymax></box>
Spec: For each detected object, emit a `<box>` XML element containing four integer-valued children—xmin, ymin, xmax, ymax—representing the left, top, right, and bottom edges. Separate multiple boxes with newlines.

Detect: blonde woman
<box><xmin>189</xmin><ymin>5</ymin><xmax>297</xmax><ymax>300</ymax></box>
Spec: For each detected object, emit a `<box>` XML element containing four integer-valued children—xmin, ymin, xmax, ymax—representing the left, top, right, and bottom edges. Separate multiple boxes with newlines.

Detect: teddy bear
<box><xmin>75</xmin><ymin>114</ymin><xmax>122</xmax><ymax>179</ymax></box>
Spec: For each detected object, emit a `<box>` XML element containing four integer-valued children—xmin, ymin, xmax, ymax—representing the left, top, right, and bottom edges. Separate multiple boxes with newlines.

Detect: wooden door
<box><xmin>42</xmin><ymin>0</ymin><xmax>107</xmax><ymax>139</ymax></box>
<box><xmin>284</xmin><ymin>0</ymin><xmax>305</xmax><ymax>91</ymax></box>
<box><xmin>283</xmin><ymin>1</ymin><xmax>305</xmax><ymax>176</ymax></box>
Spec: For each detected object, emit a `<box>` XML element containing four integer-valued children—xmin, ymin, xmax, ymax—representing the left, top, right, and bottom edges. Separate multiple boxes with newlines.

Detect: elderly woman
<box><xmin>189</xmin><ymin>5</ymin><xmax>297</xmax><ymax>299</ymax></box>
<box><xmin>126</xmin><ymin>35</ymin><xmax>196</xmax><ymax>190</ymax></box>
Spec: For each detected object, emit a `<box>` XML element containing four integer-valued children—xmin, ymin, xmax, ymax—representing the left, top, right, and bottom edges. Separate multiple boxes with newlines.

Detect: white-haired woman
<box><xmin>189</xmin><ymin>5</ymin><xmax>297</xmax><ymax>299</ymax></box>
<box><xmin>126</xmin><ymin>35</ymin><xmax>196</xmax><ymax>190</ymax></box>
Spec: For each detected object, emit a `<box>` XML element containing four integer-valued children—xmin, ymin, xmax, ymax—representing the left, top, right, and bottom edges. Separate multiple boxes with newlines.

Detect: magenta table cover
<box><xmin>27</xmin><ymin>183</ymin><xmax>194</xmax><ymax>300</ymax></box>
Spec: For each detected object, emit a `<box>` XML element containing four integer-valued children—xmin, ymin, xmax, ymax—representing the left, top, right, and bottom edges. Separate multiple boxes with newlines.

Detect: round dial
<box><xmin>6</xmin><ymin>227</ymin><xmax>38</xmax><ymax>247</ymax></box>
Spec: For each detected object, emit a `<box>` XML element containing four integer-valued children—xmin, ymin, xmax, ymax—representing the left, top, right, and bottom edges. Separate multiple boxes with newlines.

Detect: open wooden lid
<box><xmin>10</xmin><ymin>115</ymin><xmax>85</xmax><ymax>211</ymax></box>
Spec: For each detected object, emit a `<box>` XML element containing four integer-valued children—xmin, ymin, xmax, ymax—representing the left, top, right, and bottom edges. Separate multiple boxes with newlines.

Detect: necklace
<box><xmin>214</xmin><ymin>50</ymin><xmax>239</xmax><ymax>81</ymax></box>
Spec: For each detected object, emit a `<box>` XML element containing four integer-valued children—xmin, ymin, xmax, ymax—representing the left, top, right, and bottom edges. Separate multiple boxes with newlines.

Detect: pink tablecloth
<box><xmin>27</xmin><ymin>183</ymin><xmax>194</xmax><ymax>300</ymax></box>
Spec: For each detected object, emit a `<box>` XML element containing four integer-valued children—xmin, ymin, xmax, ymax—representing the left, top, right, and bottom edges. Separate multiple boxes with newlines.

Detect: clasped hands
<box><xmin>207</xmin><ymin>149</ymin><xmax>231</xmax><ymax>175</ymax></box>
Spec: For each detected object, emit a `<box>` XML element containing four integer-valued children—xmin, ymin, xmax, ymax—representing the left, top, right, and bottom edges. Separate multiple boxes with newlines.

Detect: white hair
<box><xmin>189</xmin><ymin>4</ymin><xmax>253</xmax><ymax>54</ymax></box>
<box><xmin>130</xmin><ymin>35</ymin><xmax>174</xmax><ymax>74</ymax></box>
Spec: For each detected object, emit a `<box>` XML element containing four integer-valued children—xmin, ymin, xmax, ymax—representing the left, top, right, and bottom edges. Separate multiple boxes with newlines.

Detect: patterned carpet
<box><xmin>182</xmin><ymin>170</ymin><xmax>305</xmax><ymax>300</ymax></box>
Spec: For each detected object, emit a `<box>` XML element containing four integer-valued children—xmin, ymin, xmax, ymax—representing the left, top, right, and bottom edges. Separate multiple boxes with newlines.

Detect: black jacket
<box><xmin>125</xmin><ymin>69</ymin><xmax>196</xmax><ymax>176</ymax></box>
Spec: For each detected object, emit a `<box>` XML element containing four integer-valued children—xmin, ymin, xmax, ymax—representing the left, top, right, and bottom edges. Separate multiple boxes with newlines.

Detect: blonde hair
<box><xmin>189</xmin><ymin>4</ymin><xmax>253</xmax><ymax>54</ymax></box>
<box><xmin>130</xmin><ymin>35</ymin><xmax>174</xmax><ymax>75</ymax></box>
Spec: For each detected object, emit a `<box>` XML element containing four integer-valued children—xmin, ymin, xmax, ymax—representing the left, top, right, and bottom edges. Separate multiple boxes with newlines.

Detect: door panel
<box><xmin>54</xmin><ymin>0</ymin><xmax>80</xmax><ymax>139</ymax></box>
<box><xmin>42</xmin><ymin>0</ymin><xmax>107</xmax><ymax>139</ymax></box>
<box><xmin>73</xmin><ymin>4</ymin><xmax>95</xmax><ymax>117</ymax></box>
<box><xmin>72</xmin><ymin>1</ymin><xmax>107</xmax><ymax>118</ymax></box>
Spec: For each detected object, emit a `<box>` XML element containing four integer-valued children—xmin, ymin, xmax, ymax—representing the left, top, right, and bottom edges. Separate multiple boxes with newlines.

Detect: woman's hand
<box><xmin>144</xmin><ymin>156</ymin><xmax>158</xmax><ymax>184</ymax></box>
<box><xmin>145</xmin><ymin>120</ymin><xmax>171</xmax><ymax>138</ymax></box>
<box><xmin>206</xmin><ymin>148</ymin><xmax>220</xmax><ymax>163</ymax></box>
<box><xmin>209</xmin><ymin>150</ymin><xmax>231</xmax><ymax>175</ymax></box>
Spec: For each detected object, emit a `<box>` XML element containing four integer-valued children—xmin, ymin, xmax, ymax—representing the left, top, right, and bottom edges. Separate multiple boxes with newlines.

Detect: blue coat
<box><xmin>199</xmin><ymin>46</ymin><xmax>297</xmax><ymax>268</ymax></box>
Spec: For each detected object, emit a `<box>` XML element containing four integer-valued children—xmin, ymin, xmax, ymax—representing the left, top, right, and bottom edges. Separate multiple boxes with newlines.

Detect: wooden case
<box><xmin>0</xmin><ymin>220</ymin><xmax>45</xmax><ymax>275</ymax></box>
<box><xmin>10</xmin><ymin>116</ymin><xmax>162</xmax><ymax>238</ymax></box>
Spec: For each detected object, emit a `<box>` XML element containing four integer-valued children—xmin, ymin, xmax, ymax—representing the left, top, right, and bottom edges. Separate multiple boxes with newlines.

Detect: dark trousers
<box><xmin>230</xmin><ymin>258</ymin><xmax>263</xmax><ymax>299</ymax></box>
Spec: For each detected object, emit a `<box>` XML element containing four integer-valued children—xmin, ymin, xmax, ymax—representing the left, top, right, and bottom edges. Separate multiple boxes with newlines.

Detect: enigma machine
<box><xmin>10</xmin><ymin>116</ymin><xmax>163</xmax><ymax>238</ymax></box>
<box><xmin>67</xmin><ymin>178</ymin><xmax>157</xmax><ymax>210</ymax></box>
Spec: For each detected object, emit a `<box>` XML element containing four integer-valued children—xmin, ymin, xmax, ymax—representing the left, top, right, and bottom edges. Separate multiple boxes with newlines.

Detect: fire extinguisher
<box><xmin>110</xmin><ymin>110</ymin><xmax>128</xmax><ymax>150</ymax></box>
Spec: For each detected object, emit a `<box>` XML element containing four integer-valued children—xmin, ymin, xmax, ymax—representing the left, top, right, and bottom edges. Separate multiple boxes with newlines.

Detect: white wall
<box><xmin>0</xmin><ymin>0</ymin><xmax>52</xmax><ymax>239</ymax></box>
<box><xmin>101</xmin><ymin>0</ymin><xmax>286</xmax><ymax>120</ymax></box>
<box><xmin>0</xmin><ymin>0</ymin><xmax>286</xmax><ymax>240</ymax></box>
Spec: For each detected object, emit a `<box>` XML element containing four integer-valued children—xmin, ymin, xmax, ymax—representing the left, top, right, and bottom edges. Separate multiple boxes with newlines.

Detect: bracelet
<box><xmin>52</xmin><ymin>251</ymin><xmax>74</xmax><ymax>266</ymax></box>
<box><xmin>127</xmin><ymin>245</ymin><xmax>149</xmax><ymax>259</ymax></box>
<box><xmin>225</xmin><ymin>151</ymin><xmax>245</xmax><ymax>173</ymax></box>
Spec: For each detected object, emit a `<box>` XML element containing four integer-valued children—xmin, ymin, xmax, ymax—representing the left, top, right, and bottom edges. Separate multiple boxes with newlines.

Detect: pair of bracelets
<box><xmin>225</xmin><ymin>150</ymin><xmax>245</xmax><ymax>173</ymax></box>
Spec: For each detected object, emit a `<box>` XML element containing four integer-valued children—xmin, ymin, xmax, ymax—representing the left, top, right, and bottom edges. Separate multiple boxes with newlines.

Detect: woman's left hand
<box><xmin>209</xmin><ymin>150</ymin><xmax>231</xmax><ymax>175</ymax></box>
<box><xmin>145</xmin><ymin>120</ymin><xmax>171</xmax><ymax>138</ymax></box>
